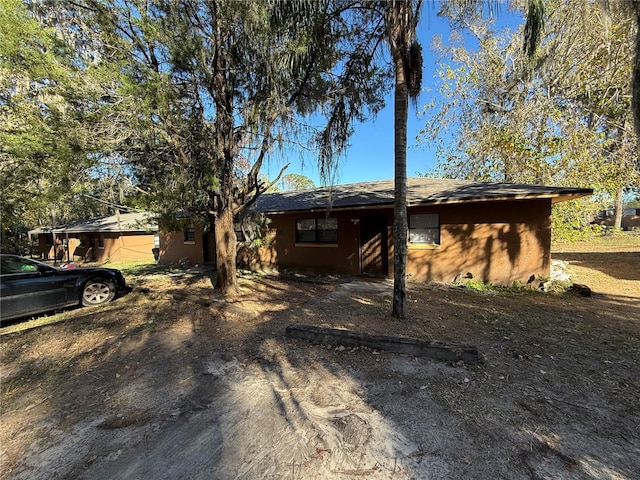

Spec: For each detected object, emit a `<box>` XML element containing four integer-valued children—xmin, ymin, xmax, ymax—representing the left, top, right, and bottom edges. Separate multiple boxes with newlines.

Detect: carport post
<box><xmin>53</xmin><ymin>233</ymin><xmax>58</xmax><ymax>265</ymax></box>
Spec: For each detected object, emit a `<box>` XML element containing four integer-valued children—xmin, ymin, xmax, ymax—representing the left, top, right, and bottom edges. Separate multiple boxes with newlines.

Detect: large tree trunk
<box><xmin>613</xmin><ymin>188</ymin><xmax>624</xmax><ymax>230</ymax></box>
<box><xmin>392</xmin><ymin>53</ymin><xmax>408</xmax><ymax>320</ymax></box>
<box><xmin>632</xmin><ymin>3</ymin><xmax>640</xmax><ymax>143</ymax></box>
<box><xmin>214</xmin><ymin>206</ymin><xmax>239</xmax><ymax>295</ymax></box>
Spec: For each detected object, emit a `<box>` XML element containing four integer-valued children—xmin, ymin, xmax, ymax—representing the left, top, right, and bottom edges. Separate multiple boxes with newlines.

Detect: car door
<box><xmin>0</xmin><ymin>258</ymin><xmax>71</xmax><ymax>321</ymax></box>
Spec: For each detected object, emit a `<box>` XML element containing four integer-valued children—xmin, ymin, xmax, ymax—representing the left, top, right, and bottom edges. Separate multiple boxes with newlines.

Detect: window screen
<box><xmin>296</xmin><ymin>218</ymin><xmax>338</xmax><ymax>243</ymax></box>
<box><xmin>409</xmin><ymin>213</ymin><xmax>440</xmax><ymax>245</ymax></box>
<box><xmin>184</xmin><ymin>226</ymin><xmax>196</xmax><ymax>243</ymax></box>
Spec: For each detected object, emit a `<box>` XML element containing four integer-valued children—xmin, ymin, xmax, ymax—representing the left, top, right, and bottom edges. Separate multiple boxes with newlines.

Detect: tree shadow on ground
<box><xmin>2</xmin><ymin>272</ymin><xmax>639</xmax><ymax>480</ymax></box>
<box><xmin>553</xmin><ymin>251</ymin><xmax>640</xmax><ymax>281</ymax></box>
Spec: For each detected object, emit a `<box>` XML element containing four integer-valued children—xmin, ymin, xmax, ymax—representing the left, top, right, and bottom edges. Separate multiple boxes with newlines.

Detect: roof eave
<box><xmin>260</xmin><ymin>189</ymin><xmax>594</xmax><ymax>214</ymax></box>
<box><xmin>52</xmin><ymin>228</ymin><xmax>158</xmax><ymax>234</ymax></box>
<box><xmin>550</xmin><ymin>191</ymin><xmax>594</xmax><ymax>204</ymax></box>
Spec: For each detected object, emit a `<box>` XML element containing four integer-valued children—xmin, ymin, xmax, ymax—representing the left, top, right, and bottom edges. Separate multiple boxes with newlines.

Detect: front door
<box><xmin>360</xmin><ymin>215</ymin><xmax>388</xmax><ymax>276</ymax></box>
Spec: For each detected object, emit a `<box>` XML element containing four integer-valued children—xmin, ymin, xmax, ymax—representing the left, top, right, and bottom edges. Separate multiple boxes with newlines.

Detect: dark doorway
<box><xmin>203</xmin><ymin>232</ymin><xmax>215</xmax><ymax>263</ymax></box>
<box><xmin>360</xmin><ymin>215</ymin><xmax>388</xmax><ymax>276</ymax></box>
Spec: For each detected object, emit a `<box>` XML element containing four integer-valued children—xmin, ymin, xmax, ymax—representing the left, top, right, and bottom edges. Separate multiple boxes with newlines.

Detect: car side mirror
<box><xmin>37</xmin><ymin>264</ymin><xmax>52</xmax><ymax>274</ymax></box>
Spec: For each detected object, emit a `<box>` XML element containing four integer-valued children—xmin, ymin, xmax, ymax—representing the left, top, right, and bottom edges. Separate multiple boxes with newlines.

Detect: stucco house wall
<box><xmin>403</xmin><ymin>199</ymin><xmax>551</xmax><ymax>284</ymax></box>
<box><xmin>36</xmin><ymin>233</ymin><xmax>66</xmax><ymax>261</ymax></box>
<box><xmin>158</xmin><ymin>225</ymin><xmax>206</xmax><ymax>265</ymax></box>
<box><xmin>34</xmin><ymin>232</ymin><xmax>155</xmax><ymax>263</ymax></box>
<box><xmin>92</xmin><ymin>233</ymin><xmax>156</xmax><ymax>263</ymax></box>
<box><xmin>30</xmin><ymin>212</ymin><xmax>159</xmax><ymax>264</ymax></box>
<box><xmin>257</xmin><ymin>211</ymin><xmax>364</xmax><ymax>276</ymax></box>
<box><xmin>254</xmin><ymin>198</ymin><xmax>551</xmax><ymax>285</ymax></box>
<box><xmin>247</xmin><ymin>178</ymin><xmax>592</xmax><ymax>286</ymax></box>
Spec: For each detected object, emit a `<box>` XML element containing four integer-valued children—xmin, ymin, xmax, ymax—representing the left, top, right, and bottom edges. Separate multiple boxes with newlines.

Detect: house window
<box><xmin>296</xmin><ymin>218</ymin><xmax>338</xmax><ymax>243</ymax></box>
<box><xmin>184</xmin><ymin>226</ymin><xmax>196</xmax><ymax>243</ymax></box>
<box><xmin>409</xmin><ymin>213</ymin><xmax>440</xmax><ymax>245</ymax></box>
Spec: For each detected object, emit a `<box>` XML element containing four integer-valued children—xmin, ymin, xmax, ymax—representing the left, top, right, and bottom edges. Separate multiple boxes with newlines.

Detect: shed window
<box><xmin>184</xmin><ymin>226</ymin><xmax>196</xmax><ymax>243</ymax></box>
<box><xmin>296</xmin><ymin>218</ymin><xmax>338</xmax><ymax>243</ymax></box>
<box><xmin>98</xmin><ymin>234</ymin><xmax>105</xmax><ymax>249</ymax></box>
<box><xmin>409</xmin><ymin>214</ymin><xmax>440</xmax><ymax>245</ymax></box>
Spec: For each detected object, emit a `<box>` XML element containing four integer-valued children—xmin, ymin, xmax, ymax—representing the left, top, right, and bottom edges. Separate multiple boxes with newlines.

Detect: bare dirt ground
<box><xmin>1</xmin><ymin>238</ymin><xmax>639</xmax><ymax>479</ymax></box>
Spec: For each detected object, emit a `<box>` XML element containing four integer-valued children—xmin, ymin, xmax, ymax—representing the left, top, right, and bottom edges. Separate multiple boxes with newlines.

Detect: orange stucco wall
<box><xmin>36</xmin><ymin>235</ymin><xmax>80</xmax><ymax>262</ymax></box>
<box><xmin>254</xmin><ymin>212</ymin><xmax>364</xmax><ymax>275</ymax></box>
<box><xmin>403</xmin><ymin>200</ymin><xmax>551</xmax><ymax>285</ymax></box>
<box><xmin>92</xmin><ymin>233</ymin><xmax>156</xmax><ymax>263</ymax></box>
<box><xmin>36</xmin><ymin>234</ymin><xmax>67</xmax><ymax>261</ymax></box>
<box><xmin>253</xmin><ymin>199</ymin><xmax>552</xmax><ymax>285</ymax></box>
<box><xmin>158</xmin><ymin>225</ymin><xmax>205</xmax><ymax>265</ymax></box>
<box><xmin>36</xmin><ymin>233</ymin><xmax>155</xmax><ymax>263</ymax></box>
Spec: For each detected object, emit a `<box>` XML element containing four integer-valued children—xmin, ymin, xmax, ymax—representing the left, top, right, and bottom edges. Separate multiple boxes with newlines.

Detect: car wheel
<box><xmin>82</xmin><ymin>278</ymin><xmax>116</xmax><ymax>306</ymax></box>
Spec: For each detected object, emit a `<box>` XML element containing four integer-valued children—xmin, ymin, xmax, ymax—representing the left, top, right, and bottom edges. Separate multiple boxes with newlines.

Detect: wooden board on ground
<box><xmin>285</xmin><ymin>324</ymin><xmax>483</xmax><ymax>365</ymax></box>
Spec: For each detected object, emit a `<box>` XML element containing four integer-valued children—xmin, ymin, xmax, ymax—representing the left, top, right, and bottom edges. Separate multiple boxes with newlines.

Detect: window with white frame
<box><xmin>409</xmin><ymin>213</ymin><xmax>440</xmax><ymax>245</ymax></box>
<box><xmin>296</xmin><ymin>218</ymin><xmax>338</xmax><ymax>243</ymax></box>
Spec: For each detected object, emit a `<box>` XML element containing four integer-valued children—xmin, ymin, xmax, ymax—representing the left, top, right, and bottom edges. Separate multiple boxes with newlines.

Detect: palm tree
<box><xmin>380</xmin><ymin>0</ymin><xmax>542</xmax><ymax>319</ymax></box>
<box><xmin>381</xmin><ymin>0</ymin><xmax>423</xmax><ymax>319</ymax></box>
<box><xmin>379</xmin><ymin>0</ymin><xmax>636</xmax><ymax>320</ymax></box>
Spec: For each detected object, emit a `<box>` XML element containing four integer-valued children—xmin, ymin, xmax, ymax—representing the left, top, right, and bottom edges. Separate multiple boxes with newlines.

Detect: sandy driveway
<box><xmin>2</xmin><ymin>244</ymin><xmax>639</xmax><ymax>479</ymax></box>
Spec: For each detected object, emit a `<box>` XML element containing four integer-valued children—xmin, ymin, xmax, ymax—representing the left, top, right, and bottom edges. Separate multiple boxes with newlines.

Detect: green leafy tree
<box><xmin>421</xmin><ymin>0</ymin><xmax>638</xmax><ymax>234</ymax></box>
<box><xmin>279</xmin><ymin>174</ymin><xmax>315</xmax><ymax>191</ymax></box>
<box><xmin>78</xmin><ymin>0</ymin><xmax>388</xmax><ymax>294</ymax></box>
<box><xmin>615</xmin><ymin>1</ymin><xmax>640</xmax><ymax>143</ymax></box>
<box><xmin>517</xmin><ymin>0</ymin><xmax>640</xmax><ymax>145</ymax></box>
<box><xmin>0</xmin><ymin>0</ymin><xmax>122</xmax><ymax>252</ymax></box>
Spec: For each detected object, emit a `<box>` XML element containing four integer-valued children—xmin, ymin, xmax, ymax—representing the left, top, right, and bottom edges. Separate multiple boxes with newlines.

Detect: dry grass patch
<box><xmin>1</xmin><ymin>238</ymin><xmax>639</xmax><ymax>480</ymax></box>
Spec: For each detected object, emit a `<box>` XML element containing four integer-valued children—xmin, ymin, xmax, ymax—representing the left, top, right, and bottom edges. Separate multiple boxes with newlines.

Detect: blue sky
<box><xmin>263</xmin><ymin>2</ymin><xmax>526</xmax><ymax>187</ymax></box>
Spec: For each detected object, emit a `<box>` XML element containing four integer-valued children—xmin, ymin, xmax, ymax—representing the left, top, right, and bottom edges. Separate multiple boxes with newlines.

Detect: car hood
<box><xmin>56</xmin><ymin>266</ymin><xmax>120</xmax><ymax>275</ymax></box>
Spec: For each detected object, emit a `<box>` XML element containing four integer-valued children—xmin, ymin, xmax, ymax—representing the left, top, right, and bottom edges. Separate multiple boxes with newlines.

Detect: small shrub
<box><xmin>464</xmin><ymin>278</ymin><xmax>492</xmax><ymax>292</ymax></box>
<box><xmin>178</xmin><ymin>257</ymin><xmax>192</xmax><ymax>268</ymax></box>
<box><xmin>453</xmin><ymin>274</ymin><xmax>567</xmax><ymax>296</ymax></box>
<box><xmin>603</xmin><ymin>226</ymin><xmax>624</xmax><ymax>236</ymax></box>
<box><xmin>541</xmin><ymin>279</ymin><xmax>572</xmax><ymax>294</ymax></box>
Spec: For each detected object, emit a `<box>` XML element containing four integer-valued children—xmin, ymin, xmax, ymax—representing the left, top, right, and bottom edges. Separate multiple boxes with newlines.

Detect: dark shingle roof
<box><xmin>255</xmin><ymin>178</ymin><xmax>593</xmax><ymax>213</ymax></box>
<box><xmin>57</xmin><ymin>212</ymin><xmax>158</xmax><ymax>233</ymax></box>
<box><xmin>33</xmin><ymin>212</ymin><xmax>158</xmax><ymax>234</ymax></box>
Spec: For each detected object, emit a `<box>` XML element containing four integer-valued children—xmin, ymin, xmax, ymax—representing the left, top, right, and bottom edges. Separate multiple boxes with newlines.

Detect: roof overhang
<box><xmin>30</xmin><ymin>213</ymin><xmax>159</xmax><ymax>236</ymax></box>
<box><xmin>258</xmin><ymin>180</ymin><xmax>594</xmax><ymax>215</ymax></box>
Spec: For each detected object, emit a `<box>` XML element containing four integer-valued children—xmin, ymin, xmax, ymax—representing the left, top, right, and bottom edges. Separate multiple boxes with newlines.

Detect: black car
<box><xmin>0</xmin><ymin>255</ymin><xmax>126</xmax><ymax>322</ymax></box>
